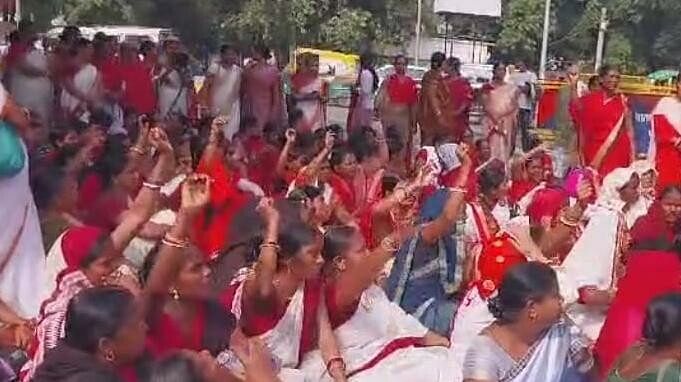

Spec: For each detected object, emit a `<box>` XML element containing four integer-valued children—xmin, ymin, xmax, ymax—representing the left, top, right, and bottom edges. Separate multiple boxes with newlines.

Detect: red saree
<box><xmin>571</xmin><ymin>90</ymin><xmax>632</xmax><ymax>176</ymax></box>
<box><xmin>651</xmin><ymin>97</ymin><xmax>681</xmax><ymax>190</ymax></box>
<box><xmin>146</xmin><ymin>303</ymin><xmax>206</xmax><ymax>357</ymax></box>
<box><xmin>447</xmin><ymin>76</ymin><xmax>474</xmax><ymax>141</ymax></box>
<box><xmin>193</xmin><ymin>156</ymin><xmax>248</xmax><ymax>260</ymax></box>
<box><xmin>594</xmin><ymin>250</ymin><xmax>681</xmax><ymax>377</ymax></box>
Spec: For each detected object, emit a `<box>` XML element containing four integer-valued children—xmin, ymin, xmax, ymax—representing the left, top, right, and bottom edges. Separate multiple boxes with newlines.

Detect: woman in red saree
<box><xmin>376</xmin><ymin>54</ymin><xmax>418</xmax><ymax>166</ymax></box>
<box><xmin>649</xmin><ymin>75</ymin><xmax>681</xmax><ymax>190</ymax></box>
<box><xmin>570</xmin><ymin>65</ymin><xmax>634</xmax><ymax>177</ymax></box>
<box><xmin>22</xmin><ymin>128</ymin><xmax>174</xmax><ymax>381</ymax></box>
<box><xmin>444</xmin><ymin>57</ymin><xmax>474</xmax><ymax>142</ymax></box>
<box><xmin>329</xmin><ymin>122</ymin><xmax>389</xmax><ymax>217</ymax></box>
<box><xmin>141</xmin><ymin>174</ymin><xmax>237</xmax><ymax>359</ymax></box>
<box><xmin>509</xmin><ymin>150</ymin><xmax>551</xmax><ymax>215</ymax></box>
<box><xmin>594</xmin><ymin>186</ymin><xmax>681</xmax><ymax>377</ymax></box>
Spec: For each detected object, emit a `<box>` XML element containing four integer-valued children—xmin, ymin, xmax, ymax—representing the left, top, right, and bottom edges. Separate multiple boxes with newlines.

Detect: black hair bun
<box><xmin>488</xmin><ymin>296</ymin><xmax>505</xmax><ymax>319</ymax></box>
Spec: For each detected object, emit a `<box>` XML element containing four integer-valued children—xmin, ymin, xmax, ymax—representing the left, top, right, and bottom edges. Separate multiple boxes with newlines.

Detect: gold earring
<box><xmin>170</xmin><ymin>288</ymin><xmax>180</xmax><ymax>300</ymax></box>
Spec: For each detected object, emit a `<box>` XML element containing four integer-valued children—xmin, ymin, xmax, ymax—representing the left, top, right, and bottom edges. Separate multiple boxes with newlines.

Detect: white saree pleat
<box><xmin>301</xmin><ymin>285</ymin><xmax>456</xmax><ymax>382</ymax></box>
<box><xmin>554</xmin><ymin>207</ymin><xmax>620</xmax><ymax>340</ymax></box>
<box><xmin>448</xmin><ymin>286</ymin><xmax>494</xmax><ymax>381</ymax></box>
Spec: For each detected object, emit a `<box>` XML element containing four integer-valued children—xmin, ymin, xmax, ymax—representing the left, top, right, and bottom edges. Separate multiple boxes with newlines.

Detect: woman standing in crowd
<box><xmin>606</xmin><ymin>293</ymin><xmax>681</xmax><ymax>381</ymax></box>
<box><xmin>0</xmin><ymin>83</ymin><xmax>49</xmax><ymax>319</ymax></box>
<box><xmin>157</xmin><ymin>51</ymin><xmax>192</xmax><ymax>120</ymax></box>
<box><xmin>463</xmin><ymin>262</ymin><xmax>594</xmax><ymax>382</ymax></box>
<box><xmin>444</xmin><ymin>57</ymin><xmax>474</xmax><ymax>143</ymax></box>
<box><xmin>348</xmin><ymin>54</ymin><xmax>378</xmax><ymax>132</ymax></box>
<box><xmin>204</xmin><ymin>44</ymin><xmax>241</xmax><ymax>139</ymax></box>
<box><xmin>60</xmin><ymin>38</ymin><xmax>101</xmax><ymax>123</ymax></box>
<box><xmin>242</xmin><ymin>46</ymin><xmax>282</xmax><ymax>131</ymax></box>
<box><xmin>481</xmin><ymin>62</ymin><xmax>520</xmax><ymax>160</ymax></box>
<box><xmin>290</xmin><ymin>52</ymin><xmax>327</xmax><ymax>132</ymax></box>
<box><xmin>376</xmin><ymin>54</ymin><xmax>418</xmax><ymax>165</ymax></box>
<box><xmin>649</xmin><ymin>73</ymin><xmax>681</xmax><ymax>190</ymax></box>
<box><xmin>419</xmin><ymin>52</ymin><xmax>453</xmax><ymax>145</ymax></box>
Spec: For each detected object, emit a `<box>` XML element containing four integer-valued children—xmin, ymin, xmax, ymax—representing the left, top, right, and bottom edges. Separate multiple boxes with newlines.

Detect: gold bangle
<box><xmin>142</xmin><ymin>181</ymin><xmax>162</xmax><ymax>190</ymax></box>
<box><xmin>259</xmin><ymin>242</ymin><xmax>280</xmax><ymax>252</ymax></box>
<box><xmin>559</xmin><ymin>215</ymin><xmax>579</xmax><ymax>228</ymax></box>
<box><xmin>162</xmin><ymin>238</ymin><xmax>189</xmax><ymax>248</ymax></box>
<box><xmin>130</xmin><ymin>146</ymin><xmax>146</xmax><ymax>155</ymax></box>
<box><xmin>448</xmin><ymin>186</ymin><xmax>467</xmax><ymax>194</ymax></box>
<box><xmin>381</xmin><ymin>236</ymin><xmax>401</xmax><ymax>252</ymax></box>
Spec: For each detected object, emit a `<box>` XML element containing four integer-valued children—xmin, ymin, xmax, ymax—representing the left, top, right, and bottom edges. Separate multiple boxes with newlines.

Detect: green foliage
<box><xmin>497</xmin><ymin>0</ymin><xmax>551</xmax><ymax>64</ymax></box>
<box><xmin>320</xmin><ymin>8</ymin><xmax>373</xmax><ymax>52</ymax></box>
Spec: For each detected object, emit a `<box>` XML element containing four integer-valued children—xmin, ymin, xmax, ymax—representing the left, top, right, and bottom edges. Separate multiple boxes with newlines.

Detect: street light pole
<box><xmin>414</xmin><ymin>0</ymin><xmax>422</xmax><ymax>66</ymax></box>
<box><xmin>594</xmin><ymin>7</ymin><xmax>608</xmax><ymax>71</ymax></box>
<box><xmin>14</xmin><ymin>0</ymin><xmax>21</xmax><ymax>23</ymax></box>
<box><xmin>538</xmin><ymin>0</ymin><xmax>551</xmax><ymax>79</ymax></box>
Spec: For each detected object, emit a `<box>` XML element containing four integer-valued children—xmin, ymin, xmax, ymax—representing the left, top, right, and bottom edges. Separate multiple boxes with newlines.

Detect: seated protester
<box><xmin>508</xmin><ymin>146</ymin><xmax>553</xmax><ymax>215</ymax></box>
<box><xmin>605</xmin><ymin>293</ymin><xmax>681</xmax><ymax>381</ymax></box>
<box><xmin>31</xmin><ymin>287</ymin><xmax>147</xmax><ymax>382</ymax></box>
<box><xmin>276</xmin><ymin>128</ymin><xmax>316</xmax><ymax>188</ymax></box>
<box><xmin>33</xmin><ymin>129</ymin><xmax>105</xmax><ymax>249</ymax></box>
<box><xmin>286</xmin><ymin>185</ymin><xmax>355</xmax><ymax>232</ymax></box>
<box><xmin>385</xmin><ymin>147</ymin><xmax>472</xmax><ymax>336</ymax></box>
<box><xmin>74</xmin><ymin>119</ymin><xmax>168</xmax><ymax>237</ymax></box>
<box><xmin>594</xmin><ymin>186</ymin><xmax>681</xmax><ymax>376</ymax></box>
<box><xmin>139</xmin><ymin>176</ymin><xmax>237</xmax><ymax>357</ymax></box>
<box><xmin>462</xmin><ymin>262</ymin><xmax>594</xmax><ymax>382</ymax></box>
<box><xmin>300</xmin><ymin>222</ymin><xmax>459</xmax><ymax>381</ymax></box>
<box><xmin>473</xmin><ymin>138</ymin><xmax>492</xmax><ymax>170</ymax></box>
<box><xmin>150</xmin><ymin>339</ymin><xmax>280</xmax><ymax>382</ymax></box>
<box><xmin>221</xmin><ymin>199</ymin><xmax>346</xmax><ymax>382</ymax></box>
<box><xmin>0</xmin><ymin>83</ymin><xmax>51</xmax><ymax>319</ymax></box>
<box><xmin>38</xmin><ymin>126</ymin><xmax>80</xmax><ymax>166</ymax></box>
<box><xmin>22</xmin><ymin>127</ymin><xmax>173</xmax><ymax>380</ymax></box>
<box><xmin>328</xmin><ymin>122</ymin><xmax>389</xmax><ymax>217</ymax></box>
<box><xmin>235</xmin><ymin>117</ymin><xmax>280</xmax><ymax>195</ymax></box>
<box><xmin>191</xmin><ymin>117</ymin><xmax>255</xmax><ymax>259</ymax></box>
<box><xmin>596</xmin><ymin>167</ymin><xmax>649</xmax><ymax>229</ymax></box>
<box><xmin>450</xmin><ymin>184</ymin><xmax>596</xmax><ymax>371</ymax></box>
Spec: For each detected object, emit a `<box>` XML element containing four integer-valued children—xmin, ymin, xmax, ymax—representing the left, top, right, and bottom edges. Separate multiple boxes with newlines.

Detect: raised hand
<box><xmin>285</xmin><ymin>128</ymin><xmax>297</xmax><ymax>144</ymax></box>
<box><xmin>148</xmin><ymin>127</ymin><xmax>174</xmax><ymax>155</ymax></box>
<box><xmin>576</xmin><ymin>178</ymin><xmax>594</xmax><ymax>206</ymax></box>
<box><xmin>211</xmin><ymin>115</ymin><xmax>228</xmax><ymax>134</ymax></box>
<box><xmin>256</xmin><ymin>197</ymin><xmax>279</xmax><ymax>226</ymax></box>
<box><xmin>181</xmin><ymin>174</ymin><xmax>212</xmax><ymax>215</ymax></box>
<box><xmin>324</xmin><ymin>130</ymin><xmax>336</xmax><ymax>150</ymax></box>
<box><xmin>455</xmin><ymin>143</ymin><xmax>472</xmax><ymax>166</ymax></box>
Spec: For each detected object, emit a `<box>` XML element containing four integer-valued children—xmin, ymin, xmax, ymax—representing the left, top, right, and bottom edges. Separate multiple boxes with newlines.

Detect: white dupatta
<box><xmin>554</xmin><ymin>205</ymin><xmax>622</xmax><ymax>340</ymax></box>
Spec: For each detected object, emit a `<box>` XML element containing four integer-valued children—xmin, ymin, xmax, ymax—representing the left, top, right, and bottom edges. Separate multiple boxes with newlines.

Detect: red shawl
<box><xmin>193</xmin><ymin>156</ymin><xmax>248</xmax><ymax>260</ymax></box>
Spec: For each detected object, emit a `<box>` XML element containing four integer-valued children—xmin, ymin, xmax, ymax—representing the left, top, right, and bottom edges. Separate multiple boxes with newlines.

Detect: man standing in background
<box><xmin>510</xmin><ymin>61</ymin><xmax>538</xmax><ymax>152</ymax></box>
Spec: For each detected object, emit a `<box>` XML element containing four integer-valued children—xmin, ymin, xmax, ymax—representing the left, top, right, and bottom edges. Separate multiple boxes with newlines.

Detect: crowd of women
<box><xmin>3</xmin><ymin>20</ymin><xmax>681</xmax><ymax>382</ymax></box>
